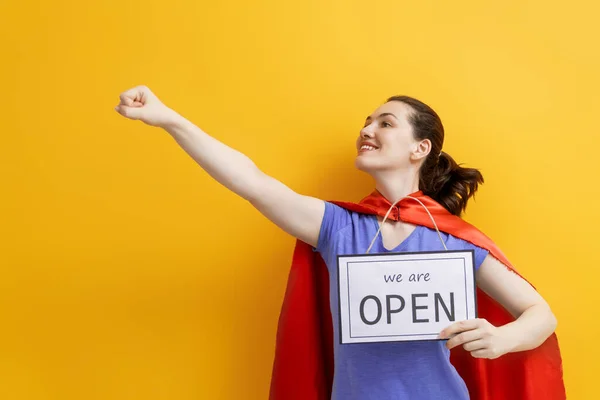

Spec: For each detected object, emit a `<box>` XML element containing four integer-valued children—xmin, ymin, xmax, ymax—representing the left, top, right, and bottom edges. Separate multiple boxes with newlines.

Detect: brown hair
<box><xmin>387</xmin><ymin>95</ymin><xmax>484</xmax><ymax>216</ymax></box>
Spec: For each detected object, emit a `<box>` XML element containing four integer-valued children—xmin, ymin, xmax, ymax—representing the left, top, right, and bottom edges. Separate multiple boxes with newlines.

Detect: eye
<box><xmin>382</xmin><ymin>121</ymin><xmax>392</xmax><ymax>128</ymax></box>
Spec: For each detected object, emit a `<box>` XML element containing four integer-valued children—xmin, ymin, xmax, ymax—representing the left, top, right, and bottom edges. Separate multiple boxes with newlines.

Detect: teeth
<box><xmin>361</xmin><ymin>145</ymin><xmax>377</xmax><ymax>151</ymax></box>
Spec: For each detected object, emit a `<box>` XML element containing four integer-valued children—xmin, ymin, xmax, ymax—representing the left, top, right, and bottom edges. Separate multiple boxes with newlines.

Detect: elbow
<box><xmin>539</xmin><ymin>301</ymin><xmax>557</xmax><ymax>334</ymax></box>
<box><xmin>537</xmin><ymin>304</ymin><xmax>557</xmax><ymax>346</ymax></box>
<box><xmin>528</xmin><ymin>305</ymin><xmax>557</xmax><ymax>351</ymax></box>
<box><xmin>548</xmin><ymin>308</ymin><xmax>558</xmax><ymax>334</ymax></box>
<box><xmin>527</xmin><ymin>303</ymin><xmax>557</xmax><ymax>350</ymax></box>
<box><xmin>239</xmin><ymin>169</ymin><xmax>267</xmax><ymax>203</ymax></box>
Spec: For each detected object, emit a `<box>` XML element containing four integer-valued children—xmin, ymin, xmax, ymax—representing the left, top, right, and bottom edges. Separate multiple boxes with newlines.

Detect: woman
<box><xmin>115</xmin><ymin>86</ymin><xmax>561</xmax><ymax>399</ymax></box>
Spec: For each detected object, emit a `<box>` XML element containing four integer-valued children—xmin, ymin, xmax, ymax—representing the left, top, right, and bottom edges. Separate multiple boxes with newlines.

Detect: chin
<box><xmin>355</xmin><ymin>154</ymin><xmax>404</xmax><ymax>175</ymax></box>
<box><xmin>354</xmin><ymin>155</ymin><xmax>377</xmax><ymax>173</ymax></box>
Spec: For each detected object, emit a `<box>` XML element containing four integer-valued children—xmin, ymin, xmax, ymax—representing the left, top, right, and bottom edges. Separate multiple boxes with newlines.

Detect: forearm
<box><xmin>161</xmin><ymin>110</ymin><xmax>264</xmax><ymax>200</ymax></box>
<box><xmin>499</xmin><ymin>304</ymin><xmax>557</xmax><ymax>353</ymax></box>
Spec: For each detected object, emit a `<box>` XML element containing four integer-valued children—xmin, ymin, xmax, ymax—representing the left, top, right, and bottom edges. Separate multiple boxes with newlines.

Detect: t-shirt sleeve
<box><xmin>463</xmin><ymin>242</ymin><xmax>488</xmax><ymax>271</ymax></box>
<box><xmin>472</xmin><ymin>245</ymin><xmax>489</xmax><ymax>271</ymax></box>
<box><xmin>447</xmin><ymin>235</ymin><xmax>489</xmax><ymax>271</ymax></box>
<box><xmin>315</xmin><ymin>202</ymin><xmax>352</xmax><ymax>255</ymax></box>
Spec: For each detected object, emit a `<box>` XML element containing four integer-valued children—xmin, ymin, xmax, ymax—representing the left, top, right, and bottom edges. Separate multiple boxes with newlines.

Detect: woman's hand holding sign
<box><xmin>439</xmin><ymin>318</ymin><xmax>515</xmax><ymax>359</ymax></box>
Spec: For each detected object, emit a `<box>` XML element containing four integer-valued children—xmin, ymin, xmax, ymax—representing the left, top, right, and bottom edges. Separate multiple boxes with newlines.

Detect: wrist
<box><xmin>496</xmin><ymin>323</ymin><xmax>521</xmax><ymax>354</ymax></box>
<box><xmin>159</xmin><ymin>108</ymin><xmax>186</xmax><ymax>131</ymax></box>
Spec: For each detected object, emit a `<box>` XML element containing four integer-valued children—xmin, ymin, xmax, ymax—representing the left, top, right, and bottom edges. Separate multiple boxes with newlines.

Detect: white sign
<box><xmin>337</xmin><ymin>250</ymin><xmax>477</xmax><ymax>344</ymax></box>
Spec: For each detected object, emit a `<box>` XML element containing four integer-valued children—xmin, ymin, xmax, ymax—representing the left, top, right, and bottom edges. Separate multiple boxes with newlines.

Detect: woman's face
<box><xmin>355</xmin><ymin>101</ymin><xmax>429</xmax><ymax>174</ymax></box>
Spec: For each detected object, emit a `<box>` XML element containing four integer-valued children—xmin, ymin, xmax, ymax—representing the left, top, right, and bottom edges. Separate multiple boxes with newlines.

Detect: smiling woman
<box><xmin>356</xmin><ymin>96</ymin><xmax>483</xmax><ymax>217</ymax></box>
<box><xmin>115</xmin><ymin>86</ymin><xmax>565</xmax><ymax>400</ymax></box>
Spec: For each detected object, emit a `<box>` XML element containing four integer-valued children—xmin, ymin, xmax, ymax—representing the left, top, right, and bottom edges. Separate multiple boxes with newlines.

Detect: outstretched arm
<box><xmin>115</xmin><ymin>86</ymin><xmax>325</xmax><ymax>247</ymax></box>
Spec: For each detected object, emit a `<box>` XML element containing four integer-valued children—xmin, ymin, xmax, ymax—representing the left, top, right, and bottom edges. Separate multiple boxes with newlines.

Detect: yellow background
<box><xmin>1</xmin><ymin>0</ymin><xmax>598</xmax><ymax>398</ymax></box>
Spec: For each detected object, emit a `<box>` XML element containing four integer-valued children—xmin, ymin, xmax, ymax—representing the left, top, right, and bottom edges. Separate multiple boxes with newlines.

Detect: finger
<box><xmin>470</xmin><ymin>349</ymin><xmax>491</xmax><ymax>359</ymax></box>
<box><xmin>446</xmin><ymin>329</ymin><xmax>483</xmax><ymax>349</ymax></box>
<box><xmin>115</xmin><ymin>105</ymin><xmax>143</xmax><ymax>120</ymax></box>
<box><xmin>119</xmin><ymin>86</ymin><xmax>149</xmax><ymax>107</ymax></box>
<box><xmin>439</xmin><ymin>319</ymin><xmax>481</xmax><ymax>338</ymax></box>
<box><xmin>119</xmin><ymin>92</ymin><xmax>135</xmax><ymax>106</ymax></box>
<box><xmin>462</xmin><ymin>339</ymin><xmax>487</xmax><ymax>352</ymax></box>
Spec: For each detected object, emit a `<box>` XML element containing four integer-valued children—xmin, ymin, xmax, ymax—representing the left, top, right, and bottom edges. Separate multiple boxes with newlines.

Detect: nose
<box><xmin>360</xmin><ymin>124</ymin><xmax>374</xmax><ymax>138</ymax></box>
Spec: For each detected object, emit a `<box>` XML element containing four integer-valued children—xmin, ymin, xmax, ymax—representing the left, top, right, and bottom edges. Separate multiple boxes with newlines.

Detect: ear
<box><xmin>410</xmin><ymin>139</ymin><xmax>432</xmax><ymax>161</ymax></box>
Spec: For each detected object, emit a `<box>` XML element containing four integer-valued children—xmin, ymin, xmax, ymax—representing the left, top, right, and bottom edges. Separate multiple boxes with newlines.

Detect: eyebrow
<box><xmin>365</xmin><ymin>112</ymin><xmax>398</xmax><ymax>122</ymax></box>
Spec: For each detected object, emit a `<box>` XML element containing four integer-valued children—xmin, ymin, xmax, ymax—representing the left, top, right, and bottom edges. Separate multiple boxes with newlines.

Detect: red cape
<box><xmin>269</xmin><ymin>191</ymin><xmax>565</xmax><ymax>400</ymax></box>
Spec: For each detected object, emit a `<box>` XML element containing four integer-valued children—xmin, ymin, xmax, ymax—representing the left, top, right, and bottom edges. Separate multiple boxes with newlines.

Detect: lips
<box><xmin>359</xmin><ymin>142</ymin><xmax>379</xmax><ymax>152</ymax></box>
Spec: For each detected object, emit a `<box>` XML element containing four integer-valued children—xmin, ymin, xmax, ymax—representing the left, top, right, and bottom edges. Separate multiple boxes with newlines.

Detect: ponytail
<box><xmin>421</xmin><ymin>151</ymin><xmax>484</xmax><ymax>216</ymax></box>
<box><xmin>385</xmin><ymin>95</ymin><xmax>484</xmax><ymax>216</ymax></box>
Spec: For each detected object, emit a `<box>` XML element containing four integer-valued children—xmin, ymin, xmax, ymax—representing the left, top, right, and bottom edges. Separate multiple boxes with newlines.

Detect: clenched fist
<box><xmin>114</xmin><ymin>86</ymin><xmax>177</xmax><ymax>128</ymax></box>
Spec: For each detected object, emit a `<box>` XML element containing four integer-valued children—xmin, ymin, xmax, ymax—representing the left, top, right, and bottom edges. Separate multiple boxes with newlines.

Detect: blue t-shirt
<box><xmin>316</xmin><ymin>202</ymin><xmax>489</xmax><ymax>400</ymax></box>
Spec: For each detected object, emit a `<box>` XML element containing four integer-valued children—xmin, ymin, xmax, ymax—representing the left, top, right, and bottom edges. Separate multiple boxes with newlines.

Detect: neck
<box><xmin>373</xmin><ymin>168</ymin><xmax>420</xmax><ymax>206</ymax></box>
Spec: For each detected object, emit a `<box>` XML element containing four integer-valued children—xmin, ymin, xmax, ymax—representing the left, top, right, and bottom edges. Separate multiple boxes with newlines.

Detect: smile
<box><xmin>359</xmin><ymin>144</ymin><xmax>379</xmax><ymax>152</ymax></box>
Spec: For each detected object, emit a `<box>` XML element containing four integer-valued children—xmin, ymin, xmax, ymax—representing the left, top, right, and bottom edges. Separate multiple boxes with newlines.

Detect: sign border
<box><xmin>336</xmin><ymin>250</ymin><xmax>478</xmax><ymax>345</ymax></box>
